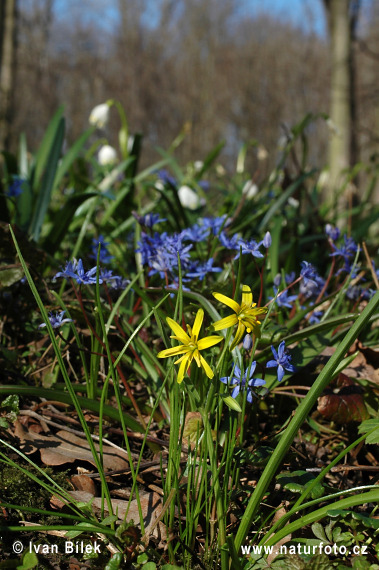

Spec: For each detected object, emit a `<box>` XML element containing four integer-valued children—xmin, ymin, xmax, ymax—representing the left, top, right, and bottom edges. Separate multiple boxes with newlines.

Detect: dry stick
<box><xmin>362</xmin><ymin>241</ymin><xmax>379</xmax><ymax>290</ymax></box>
<box><xmin>73</xmin><ymin>283</ymin><xmax>147</xmax><ymax>430</ymax></box>
<box><xmin>19</xmin><ymin>410</ymin><xmax>132</xmax><ymax>458</ymax></box>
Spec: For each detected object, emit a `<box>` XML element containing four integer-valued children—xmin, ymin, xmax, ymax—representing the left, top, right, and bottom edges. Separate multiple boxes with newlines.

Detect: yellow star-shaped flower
<box><xmin>158</xmin><ymin>309</ymin><xmax>223</xmax><ymax>384</ymax></box>
<box><xmin>212</xmin><ymin>285</ymin><xmax>267</xmax><ymax>350</ymax></box>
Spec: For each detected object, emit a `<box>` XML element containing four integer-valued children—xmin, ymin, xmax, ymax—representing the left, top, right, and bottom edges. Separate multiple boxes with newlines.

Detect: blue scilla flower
<box><xmin>234</xmin><ymin>239</ymin><xmax>264</xmax><ymax>259</ymax></box>
<box><xmin>7</xmin><ymin>177</ymin><xmax>25</xmax><ymax>198</ymax></box>
<box><xmin>330</xmin><ymin>235</ymin><xmax>358</xmax><ymax>264</ymax></box>
<box><xmin>200</xmin><ymin>215</ymin><xmax>228</xmax><ymax>235</ymax></box>
<box><xmin>134</xmin><ymin>212</ymin><xmax>167</xmax><ymax>229</ymax></box>
<box><xmin>262</xmin><ymin>231</ymin><xmax>272</xmax><ymax>248</ymax></box>
<box><xmin>220</xmin><ymin>363</ymin><xmax>266</xmax><ymax>403</ymax></box>
<box><xmin>185</xmin><ymin>258</ymin><xmax>222</xmax><ymax>281</ymax></box>
<box><xmin>300</xmin><ymin>261</ymin><xmax>317</xmax><ymax>286</ymax></box>
<box><xmin>243</xmin><ymin>334</ymin><xmax>253</xmax><ymax>350</ymax></box>
<box><xmin>300</xmin><ymin>273</ymin><xmax>325</xmax><ymax>299</ymax></box>
<box><xmin>39</xmin><ymin>310</ymin><xmax>73</xmax><ymax>329</ymax></box>
<box><xmin>181</xmin><ymin>223</ymin><xmax>210</xmax><ymax>243</ymax></box>
<box><xmin>90</xmin><ymin>235</ymin><xmax>113</xmax><ymax>264</ymax></box>
<box><xmin>157</xmin><ymin>169</ymin><xmax>176</xmax><ymax>186</ymax></box>
<box><xmin>308</xmin><ymin>310</ymin><xmax>323</xmax><ymax>324</ymax></box>
<box><xmin>272</xmin><ymin>287</ymin><xmax>298</xmax><ymax>309</ymax></box>
<box><xmin>54</xmin><ymin>259</ymin><xmax>100</xmax><ymax>285</ymax></box>
<box><xmin>266</xmin><ymin>341</ymin><xmax>296</xmax><ymax>382</ymax></box>
<box><xmin>325</xmin><ymin>224</ymin><xmax>340</xmax><ymax>241</ymax></box>
<box><xmin>219</xmin><ymin>231</ymin><xmax>241</xmax><ymax>250</ymax></box>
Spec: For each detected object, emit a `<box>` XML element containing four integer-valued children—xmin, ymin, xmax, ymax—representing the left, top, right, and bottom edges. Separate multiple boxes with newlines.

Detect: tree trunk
<box><xmin>0</xmin><ymin>0</ymin><xmax>17</xmax><ymax>151</ymax></box>
<box><xmin>324</xmin><ymin>0</ymin><xmax>357</xmax><ymax>203</ymax></box>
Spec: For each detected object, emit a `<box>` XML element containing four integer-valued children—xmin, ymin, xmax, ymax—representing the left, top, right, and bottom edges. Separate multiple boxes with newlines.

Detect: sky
<box><xmin>245</xmin><ymin>0</ymin><xmax>327</xmax><ymax>36</ymax></box>
<box><xmin>53</xmin><ymin>0</ymin><xmax>328</xmax><ymax>38</ymax></box>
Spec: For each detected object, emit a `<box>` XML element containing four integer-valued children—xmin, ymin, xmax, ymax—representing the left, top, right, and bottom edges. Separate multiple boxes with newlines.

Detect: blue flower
<box><xmin>330</xmin><ymin>235</ymin><xmax>358</xmax><ymax>265</ymax></box>
<box><xmin>181</xmin><ymin>224</ymin><xmax>210</xmax><ymax>242</ymax></box>
<box><xmin>54</xmin><ymin>259</ymin><xmax>100</xmax><ymax>285</ymax></box>
<box><xmin>299</xmin><ymin>273</ymin><xmax>325</xmax><ymax>299</ymax></box>
<box><xmin>39</xmin><ymin>310</ymin><xmax>73</xmax><ymax>329</ymax></box>
<box><xmin>243</xmin><ymin>334</ymin><xmax>253</xmax><ymax>350</ymax></box>
<box><xmin>200</xmin><ymin>215</ymin><xmax>228</xmax><ymax>235</ymax></box>
<box><xmin>266</xmin><ymin>341</ymin><xmax>295</xmax><ymax>382</ymax></box>
<box><xmin>272</xmin><ymin>287</ymin><xmax>298</xmax><ymax>309</ymax></box>
<box><xmin>7</xmin><ymin>177</ymin><xmax>25</xmax><ymax>198</ymax></box>
<box><xmin>220</xmin><ymin>363</ymin><xmax>265</xmax><ymax>403</ymax></box>
<box><xmin>262</xmin><ymin>231</ymin><xmax>271</xmax><ymax>248</ymax></box>
<box><xmin>300</xmin><ymin>261</ymin><xmax>317</xmax><ymax>286</ymax></box>
<box><xmin>133</xmin><ymin>212</ymin><xmax>166</xmax><ymax>228</ymax></box>
<box><xmin>219</xmin><ymin>231</ymin><xmax>241</xmax><ymax>250</ymax></box>
<box><xmin>90</xmin><ymin>235</ymin><xmax>113</xmax><ymax>264</ymax></box>
<box><xmin>234</xmin><ymin>239</ymin><xmax>264</xmax><ymax>259</ymax></box>
<box><xmin>185</xmin><ymin>258</ymin><xmax>222</xmax><ymax>281</ymax></box>
<box><xmin>198</xmin><ymin>180</ymin><xmax>210</xmax><ymax>191</ymax></box>
<box><xmin>285</xmin><ymin>272</ymin><xmax>296</xmax><ymax>284</ymax></box>
<box><xmin>308</xmin><ymin>310</ymin><xmax>323</xmax><ymax>324</ymax></box>
<box><xmin>157</xmin><ymin>169</ymin><xmax>176</xmax><ymax>186</ymax></box>
<box><xmin>325</xmin><ymin>224</ymin><xmax>340</xmax><ymax>241</ymax></box>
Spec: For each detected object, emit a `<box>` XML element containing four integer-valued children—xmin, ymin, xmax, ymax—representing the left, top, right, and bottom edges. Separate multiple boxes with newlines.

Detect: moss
<box><xmin>0</xmin><ymin>459</ymin><xmax>70</xmax><ymax>523</ymax></box>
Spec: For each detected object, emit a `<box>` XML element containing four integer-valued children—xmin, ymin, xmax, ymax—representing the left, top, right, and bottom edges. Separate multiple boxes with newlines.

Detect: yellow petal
<box><xmin>177</xmin><ymin>355</ymin><xmax>190</xmax><ymax>383</ymax></box>
<box><xmin>157</xmin><ymin>345</ymin><xmax>188</xmax><ymax>359</ymax></box>
<box><xmin>166</xmin><ymin>317</ymin><xmax>190</xmax><ymax>344</ymax></box>
<box><xmin>197</xmin><ymin>335</ymin><xmax>223</xmax><ymax>350</ymax></box>
<box><xmin>212</xmin><ymin>292</ymin><xmax>240</xmax><ymax>313</ymax></box>
<box><xmin>230</xmin><ymin>321</ymin><xmax>246</xmax><ymax>350</ymax></box>
<box><xmin>199</xmin><ymin>354</ymin><xmax>214</xmax><ymax>379</ymax></box>
<box><xmin>241</xmin><ymin>285</ymin><xmax>253</xmax><ymax>307</ymax></box>
<box><xmin>192</xmin><ymin>348</ymin><xmax>202</xmax><ymax>368</ymax></box>
<box><xmin>192</xmin><ymin>309</ymin><xmax>204</xmax><ymax>340</ymax></box>
<box><xmin>211</xmin><ymin>314</ymin><xmax>237</xmax><ymax>331</ymax></box>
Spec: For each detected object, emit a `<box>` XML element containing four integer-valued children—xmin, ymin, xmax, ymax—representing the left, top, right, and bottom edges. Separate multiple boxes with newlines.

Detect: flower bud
<box><xmin>243</xmin><ymin>334</ymin><xmax>253</xmax><ymax>350</ymax></box>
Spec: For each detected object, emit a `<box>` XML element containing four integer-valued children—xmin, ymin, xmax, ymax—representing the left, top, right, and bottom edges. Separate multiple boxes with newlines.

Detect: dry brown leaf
<box><xmin>317</xmin><ymin>373</ymin><xmax>369</xmax><ymax>423</ymax></box>
<box><xmin>12</xmin><ymin>421</ymin><xmax>129</xmax><ymax>471</ymax></box>
<box><xmin>71</xmin><ymin>474</ymin><xmax>97</xmax><ymax>495</ymax></box>
<box><xmin>51</xmin><ymin>489</ymin><xmax>162</xmax><ymax>534</ymax></box>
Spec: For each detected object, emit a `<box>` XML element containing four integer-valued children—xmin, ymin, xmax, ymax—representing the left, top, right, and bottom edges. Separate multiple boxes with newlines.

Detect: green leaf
<box><xmin>42</xmin><ymin>190</ymin><xmax>99</xmax><ymax>254</ymax></box>
<box><xmin>32</xmin><ymin>106</ymin><xmax>64</xmax><ymax>188</ymax></box>
<box><xmin>1</xmin><ymin>394</ymin><xmax>19</xmax><ymax>414</ymax></box>
<box><xmin>311</xmin><ymin>522</ymin><xmax>328</xmax><ymax>542</ymax></box>
<box><xmin>29</xmin><ymin>116</ymin><xmax>65</xmax><ymax>241</ymax></box>
<box><xmin>358</xmin><ymin>419</ymin><xmax>379</xmax><ymax>444</ymax></box>
<box><xmin>101</xmin><ymin>514</ymin><xmax>118</xmax><ymax>526</ymax></box>
<box><xmin>0</xmin><ymin>266</ymin><xmax>24</xmax><ymax>288</ymax></box>
<box><xmin>222</xmin><ymin>395</ymin><xmax>242</xmax><ymax>413</ymax></box>
<box><xmin>16</xmin><ymin>551</ymin><xmax>39</xmax><ymax>570</ymax></box>
<box><xmin>104</xmin><ymin>553</ymin><xmax>123</xmax><ymax>570</ymax></box>
<box><xmin>52</xmin><ymin>126</ymin><xmax>95</xmax><ymax>192</ymax></box>
<box><xmin>277</xmin><ymin>471</ymin><xmax>325</xmax><ymax>500</ymax></box>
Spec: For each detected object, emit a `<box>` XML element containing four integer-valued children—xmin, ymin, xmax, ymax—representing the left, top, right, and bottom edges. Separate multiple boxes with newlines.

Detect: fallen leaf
<box><xmin>317</xmin><ymin>373</ymin><xmax>369</xmax><ymax>423</ymax></box>
<box><xmin>12</xmin><ymin>422</ymin><xmax>129</xmax><ymax>471</ymax></box>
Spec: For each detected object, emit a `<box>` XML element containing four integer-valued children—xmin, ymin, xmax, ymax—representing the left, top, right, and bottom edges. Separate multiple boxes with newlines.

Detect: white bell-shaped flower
<box><xmin>89</xmin><ymin>103</ymin><xmax>110</xmax><ymax>128</ymax></box>
<box><xmin>98</xmin><ymin>145</ymin><xmax>117</xmax><ymax>165</ymax></box>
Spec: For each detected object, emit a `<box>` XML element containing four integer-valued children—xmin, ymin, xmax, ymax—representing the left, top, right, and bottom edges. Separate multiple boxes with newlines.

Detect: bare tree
<box><xmin>0</xmin><ymin>0</ymin><xmax>18</xmax><ymax>150</ymax></box>
<box><xmin>323</xmin><ymin>0</ymin><xmax>360</xmax><ymax>197</ymax></box>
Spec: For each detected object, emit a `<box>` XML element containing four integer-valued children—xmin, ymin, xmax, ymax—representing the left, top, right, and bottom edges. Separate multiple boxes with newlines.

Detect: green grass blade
<box><xmin>234</xmin><ymin>290</ymin><xmax>379</xmax><ymax>552</ymax></box>
<box><xmin>29</xmin><ymin>116</ymin><xmax>65</xmax><ymax>241</ymax></box>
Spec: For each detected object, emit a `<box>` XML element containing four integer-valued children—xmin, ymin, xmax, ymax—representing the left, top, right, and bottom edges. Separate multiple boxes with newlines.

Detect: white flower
<box><xmin>178</xmin><ymin>185</ymin><xmax>205</xmax><ymax>210</ymax></box>
<box><xmin>89</xmin><ymin>103</ymin><xmax>110</xmax><ymax>128</ymax></box>
<box><xmin>242</xmin><ymin>180</ymin><xmax>259</xmax><ymax>200</ymax></box>
<box><xmin>98</xmin><ymin>145</ymin><xmax>117</xmax><ymax>165</ymax></box>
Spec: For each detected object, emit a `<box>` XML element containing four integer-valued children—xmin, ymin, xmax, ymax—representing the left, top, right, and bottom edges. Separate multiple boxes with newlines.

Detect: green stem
<box><xmin>234</xmin><ymin>289</ymin><xmax>379</xmax><ymax>551</ymax></box>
